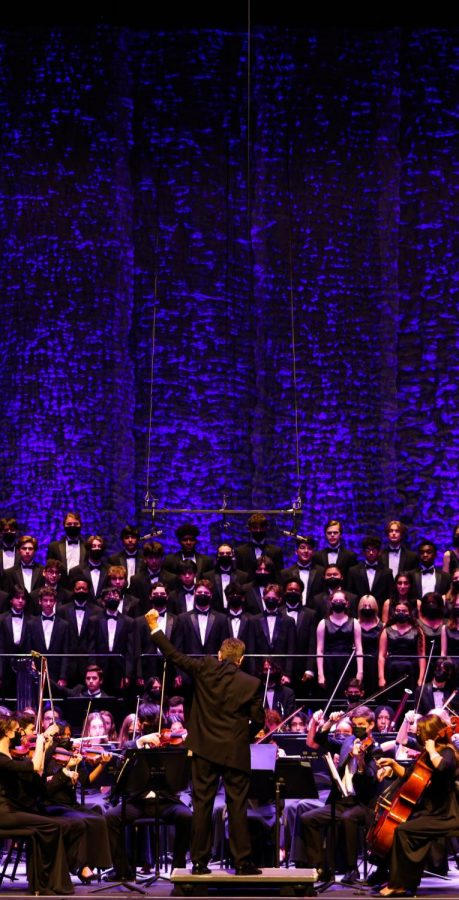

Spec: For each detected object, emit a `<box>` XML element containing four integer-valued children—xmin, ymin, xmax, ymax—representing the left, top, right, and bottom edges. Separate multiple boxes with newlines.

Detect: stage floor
<box><xmin>2</xmin><ymin>859</ymin><xmax>459</xmax><ymax>898</ymax></box>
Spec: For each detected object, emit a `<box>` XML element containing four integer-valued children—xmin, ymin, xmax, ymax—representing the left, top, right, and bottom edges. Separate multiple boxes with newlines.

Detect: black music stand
<box><xmin>131</xmin><ymin>747</ymin><xmax>190</xmax><ymax>886</ymax></box>
<box><xmin>316</xmin><ymin>753</ymin><xmax>368</xmax><ymax>895</ymax></box>
<box><xmin>274</xmin><ymin>755</ymin><xmax>318</xmax><ymax>868</ymax></box>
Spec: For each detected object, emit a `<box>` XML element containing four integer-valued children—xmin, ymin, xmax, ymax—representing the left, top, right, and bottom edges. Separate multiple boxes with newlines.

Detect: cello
<box><xmin>367</xmin><ymin>721</ymin><xmax>452</xmax><ymax>857</ymax></box>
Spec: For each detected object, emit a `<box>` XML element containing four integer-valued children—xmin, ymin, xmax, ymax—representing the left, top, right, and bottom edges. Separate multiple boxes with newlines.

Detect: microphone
<box><xmin>140</xmin><ymin>529</ymin><xmax>163</xmax><ymax>540</ymax></box>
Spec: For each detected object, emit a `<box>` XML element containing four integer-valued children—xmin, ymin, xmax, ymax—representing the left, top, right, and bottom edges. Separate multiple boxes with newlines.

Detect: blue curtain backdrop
<box><xmin>0</xmin><ymin>26</ymin><xmax>458</xmax><ymax>559</ymax></box>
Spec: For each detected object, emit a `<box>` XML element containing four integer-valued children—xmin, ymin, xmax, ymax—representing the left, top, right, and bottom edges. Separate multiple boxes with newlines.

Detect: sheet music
<box><xmin>324</xmin><ymin>752</ymin><xmax>350</xmax><ymax>797</ymax></box>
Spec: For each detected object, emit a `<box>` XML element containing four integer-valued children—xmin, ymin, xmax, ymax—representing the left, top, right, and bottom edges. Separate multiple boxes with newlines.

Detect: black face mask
<box><xmin>217</xmin><ymin>556</ymin><xmax>232</xmax><ymax>569</ymax></box>
<box><xmin>285</xmin><ymin>592</ymin><xmax>301</xmax><ymax>608</ymax></box>
<box><xmin>228</xmin><ymin>599</ymin><xmax>244</xmax><ymax>612</ymax></box>
<box><xmin>332</xmin><ymin>733</ymin><xmax>347</xmax><ymax>745</ymax></box>
<box><xmin>195</xmin><ymin>596</ymin><xmax>211</xmax><ymax>611</ymax></box>
<box><xmin>331</xmin><ymin>600</ymin><xmax>346</xmax><ymax>613</ymax></box>
<box><xmin>255</xmin><ymin>572</ymin><xmax>271</xmax><ymax>586</ymax></box>
<box><xmin>105</xmin><ymin>599</ymin><xmax>119</xmax><ymax>611</ymax></box>
<box><xmin>264</xmin><ymin>598</ymin><xmax>279</xmax><ymax>611</ymax></box>
<box><xmin>2</xmin><ymin>533</ymin><xmax>16</xmax><ymax>547</ymax></box>
<box><xmin>434</xmin><ymin>667</ymin><xmax>447</xmax><ymax>682</ymax></box>
<box><xmin>251</xmin><ymin>532</ymin><xmax>265</xmax><ymax>544</ymax></box>
<box><xmin>10</xmin><ymin>730</ymin><xmax>22</xmax><ymax>748</ymax></box>
<box><xmin>65</xmin><ymin>525</ymin><xmax>81</xmax><ymax>539</ymax></box>
<box><xmin>90</xmin><ymin>548</ymin><xmax>104</xmax><ymax>560</ymax></box>
<box><xmin>352</xmin><ymin>726</ymin><xmax>367</xmax><ymax>740</ymax></box>
<box><xmin>73</xmin><ymin>593</ymin><xmax>87</xmax><ymax>604</ymax></box>
<box><xmin>453</xmin><ymin>536</ymin><xmax>459</xmax><ymax>547</ymax></box>
<box><xmin>152</xmin><ymin>600</ymin><xmax>167</xmax><ymax>613</ymax></box>
<box><xmin>360</xmin><ymin>607</ymin><xmax>375</xmax><ymax>619</ymax></box>
<box><xmin>326</xmin><ymin>577</ymin><xmax>342</xmax><ymax>590</ymax></box>
<box><xmin>394</xmin><ymin>611</ymin><xmax>410</xmax><ymax>623</ymax></box>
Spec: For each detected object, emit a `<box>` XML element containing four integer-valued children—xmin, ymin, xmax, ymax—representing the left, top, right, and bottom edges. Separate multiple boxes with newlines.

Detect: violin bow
<box><xmin>158</xmin><ymin>660</ymin><xmax>167</xmax><ymax>734</ymax></box>
<box><xmin>132</xmin><ymin>695</ymin><xmax>141</xmax><ymax>742</ymax></box>
<box><xmin>415</xmin><ymin>639</ymin><xmax>436</xmax><ymax>715</ymax></box>
<box><xmin>262</xmin><ymin>664</ymin><xmax>271</xmax><ymax>708</ymax></box>
<box><xmin>321</xmin><ymin>649</ymin><xmax>356</xmax><ymax>720</ymax></box>
<box><xmin>255</xmin><ymin>705</ymin><xmax>304</xmax><ymax>744</ymax></box>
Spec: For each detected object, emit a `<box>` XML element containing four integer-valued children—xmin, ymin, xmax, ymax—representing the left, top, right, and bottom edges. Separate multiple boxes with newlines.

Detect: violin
<box><xmin>158</xmin><ymin>728</ymin><xmax>187</xmax><ymax>746</ymax></box>
<box><xmin>10</xmin><ymin>737</ymin><xmax>37</xmax><ymax>759</ymax></box>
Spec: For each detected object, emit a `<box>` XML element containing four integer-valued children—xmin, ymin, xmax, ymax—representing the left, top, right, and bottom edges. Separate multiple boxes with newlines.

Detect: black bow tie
<box><xmin>389</xmin><ymin>547</ymin><xmax>400</xmax><ymax>553</ymax></box>
<box><xmin>67</xmin><ymin>539</ymin><xmax>79</xmax><ymax>546</ymax></box>
<box><xmin>125</xmin><ymin>552</ymin><xmax>137</xmax><ymax>558</ymax></box>
<box><xmin>422</xmin><ymin>567</ymin><xmax>435</xmax><ymax>575</ymax></box>
<box><xmin>196</xmin><ymin>609</ymin><xmax>209</xmax><ymax>616</ymax></box>
<box><xmin>264</xmin><ymin>610</ymin><xmax>278</xmax><ymax>617</ymax></box>
<box><xmin>106</xmin><ymin>612</ymin><xmax>118</xmax><ymax>619</ymax></box>
<box><xmin>11</xmin><ymin>612</ymin><xmax>23</xmax><ymax>619</ymax></box>
<box><xmin>230</xmin><ymin>612</ymin><xmax>241</xmax><ymax>619</ymax></box>
<box><xmin>21</xmin><ymin>564</ymin><xmax>33</xmax><ymax>570</ymax></box>
<box><xmin>365</xmin><ymin>564</ymin><xmax>377</xmax><ymax>570</ymax></box>
<box><xmin>298</xmin><ymin>564</ymin><xmax>311</xmax><ymax>571</ymax></box>
<box><xmin>74</xmin><ymin>603</ymin><xmax>87</xmax><ymax>610</ymax></box>
<box><xmin>42</xmin><ymin>615</ymin><xmax>55</xmax><ymax>622</ymax></box>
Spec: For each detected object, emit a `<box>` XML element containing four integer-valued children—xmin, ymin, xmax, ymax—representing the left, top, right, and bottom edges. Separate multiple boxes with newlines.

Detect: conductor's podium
<box><xmin>170</xmin><ymin>867</ymin><xmax>318</xmax><ymax>896</ymax></box>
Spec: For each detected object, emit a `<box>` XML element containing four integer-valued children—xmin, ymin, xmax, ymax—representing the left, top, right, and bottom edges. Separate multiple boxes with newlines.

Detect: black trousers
<box><xmin>191</xmin><ymin>754</ymin><xmax>252</xmax><ymax>868</ymax></box>
<box><xmin>105</xmin><ymin>797</ymin><xmax>192</xmax><ymax>872</ymax></box>
<box><xmin>295</xmin><ymin>797</ymin><xmax>372</xmax><ymax>869</ymax></box>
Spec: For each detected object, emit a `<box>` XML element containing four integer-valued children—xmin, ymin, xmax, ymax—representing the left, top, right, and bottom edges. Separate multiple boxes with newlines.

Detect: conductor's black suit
<box><xmin>150</xmin><ymin>628</ymin><xmax>264</xmax><ymax>870</ymax></box>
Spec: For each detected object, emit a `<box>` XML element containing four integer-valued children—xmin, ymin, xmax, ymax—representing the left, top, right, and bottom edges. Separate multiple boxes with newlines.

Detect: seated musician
<box><xmin>370</xmin><ymin>712</ymin><xmax>459</xmax><ymax>896</ymax></box>
<box><xmin>292</xmin><ymin>705</ymin><xmax>378</xmax><ymax>885</ymax></box>
<box><xmin>104</xmin><ymin>702</ymin><xmax>192</xmax><ymax>879</ymax></box>
<box><xmin>41</xmin><ymin>720</ymin><xmax>113</xmax><ymax>882</ymax></box>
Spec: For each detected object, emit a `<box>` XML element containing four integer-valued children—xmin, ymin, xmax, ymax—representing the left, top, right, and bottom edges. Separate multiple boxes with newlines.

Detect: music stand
<box><xmin>316</xmin><ymin>753</ymin><xmax>367</xmax><ymax>895</ymax></box>
<box><xmin>274</xmin><ymin>754</ymin><xmax>318</xmax><ymax>868</ymax></box>
<box><xmin>132</xmin><ymin>748</ymin><xmax>190</xmax><ymax>886</ymax></box>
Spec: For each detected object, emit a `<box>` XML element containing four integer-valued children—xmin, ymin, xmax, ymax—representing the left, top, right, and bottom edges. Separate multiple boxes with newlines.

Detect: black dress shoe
<box><xmin>191</xmin><ymin>864</ymin><xmax>211</xmax><ymax>875</ymax></box>
<box><xmin>235</xmin><ymin>862</ymin><xmax>262</xmax><ymax>876</ymax></box>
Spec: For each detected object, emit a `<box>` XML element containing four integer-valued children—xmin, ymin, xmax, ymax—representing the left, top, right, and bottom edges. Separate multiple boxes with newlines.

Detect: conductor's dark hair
<box><xmin>219</xmin><ymin>637</ymin><xmax>245</xmax><ymax>663</ymax></box>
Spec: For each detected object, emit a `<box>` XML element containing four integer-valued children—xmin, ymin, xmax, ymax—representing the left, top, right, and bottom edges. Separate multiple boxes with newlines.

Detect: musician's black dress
<box><xmin>0</xmin><ymin>752</ymin><xmax>74</xmax><ymax>894</ymax></box>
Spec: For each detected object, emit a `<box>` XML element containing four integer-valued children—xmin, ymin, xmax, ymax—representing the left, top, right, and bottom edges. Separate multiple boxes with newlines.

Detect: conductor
<box><xmin>145</xmin><ymin>607</ymin><xmax>265</xmax><ymax>875</ymax></box>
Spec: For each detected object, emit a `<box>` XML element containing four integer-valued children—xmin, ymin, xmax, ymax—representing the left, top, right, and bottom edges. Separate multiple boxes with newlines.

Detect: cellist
<box><xmin>370</xmin><ymin>713</ymin><xmax>459</xmax><ymax>896</ymax></box>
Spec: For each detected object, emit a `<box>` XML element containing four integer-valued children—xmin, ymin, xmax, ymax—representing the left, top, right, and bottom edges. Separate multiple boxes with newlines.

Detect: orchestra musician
<box><xmin>369</xmin><ymin>713</ymin><xmax>459</xmax><ymax>896</ymax></box>
<box><xmin>145</xmin><ymin>607</ymin><xmax>265</xmax><ymax>876</ymax></box>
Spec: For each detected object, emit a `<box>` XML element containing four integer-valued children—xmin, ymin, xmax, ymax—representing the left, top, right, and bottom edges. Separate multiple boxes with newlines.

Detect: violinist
<box><xmin>292</xmin><ymin>705</ymin><xmax>378</xmax><ymax>885</ymax></box>
<box><xmin>0</xmin><ymin>714</ymin><xmax>82</xmax><ymax>895</ymax></box>
<box><xmin>372</xmin><ymin>713</ymin><xmax>459</xmax><ymax>896</ymax></box>
<box><xmin>104</xmin><ymin>703</ymin><xmax>192</xmax><ymax>880</ymax></box>
<box><xmin>41</xmin><ymin>720</ymin><xmax>113</xmax><ymax>883</ymax></box>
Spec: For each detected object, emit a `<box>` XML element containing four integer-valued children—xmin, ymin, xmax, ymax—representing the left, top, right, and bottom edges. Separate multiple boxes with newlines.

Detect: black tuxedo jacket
<box><xmin>282</xmin><ymin>607</ymin><xmax>317</xmax><ymax>677</ymax></box>
<box><xmin>347</xmin><ymin>562</ymin><xmax>394</xmax><ymax>609</ymax></box>
<box><xmin>251</xmin><ymin>612</ymin><xmax>296</xmax><ymax>678</ymax></box>
<box><xmin>380</xmin><ymin>546</ymin><xmax>418</xmax><ymax>575</ymax></box>
<box><xmin>47</xmin><ymin>538</ymin><xmax>87</xmax><ymax>577</ymax></box>
<box><xmin>108</xmin><ymin>549</ymin><xmax>144</xmax><ymax>569</ymax></box>
<box><xmin>226</xmin><ymin>612</ymin><xmax>256</xmax><ymax>673</ymax></box>
<box><xmin>0</xmin><ymin>611</ymin><xmax>33</xmax><ymax>686</ymax></box>
<box><xmin>0</xmin><ymin>549</ymin><xmax>20</xmax><ymax>590</ymax></box>
<box><xmin>243</xmin><ymin>583</ymin><xmax>265</xmax><ymax>616</ymax></box>
<box><xmin>89</xmin><ymin>612</ymin><xmax>134</xmax><ymax>682</ymax></box>
<box><xmin>134</xmin><ymin>613</ymin><xmax>178</xmax><ymax>680</ymax></box>
<box><xmin>414</xmin><ymin>682</ymin><xmax>459</xmax><ymax>716</ymax></box>
<box><xmin>151</xmin><ymin>629</ymin><xmax>264</xmax><ymax>772</ymax></box>
<box><xmin>280</xmin><ymin>563</ymin><xmax>325</xmax><ymax>602</ymax></box>
<box><xmin>57</xmin><ymin>600</ymin><xmax>98</xmax><ymax>652</ymax></box>
<box><xmin>29</xmin><ymin>615</ymin><xmax>69</xmax><ymax>681</ymax></box>
<box><xmin>312</xmin><ymin>547</ymin><xmax>358</xmax><ymax>583</ymax></box>
<box><xmin>68</xmin><ymin>562</ymin><xmax>109</xmax><ymax>600</ymax></box>
<box><xmin>202</xmin><ymin>568</ymin><xmax>250</xmax><ymax>611</ymax></box>
<box><xmin>235</xmin><ymin>542</ymin><xmax>284</xmax><ymax>579</ymax></box>
<box><xmin>4</xmin><ymin>563</ymin><xmax>44</xmax><ymax>597</ymax></box>
<box><xmin>129</xmin><ymin>567</ymin><xmax>177</xmax><ymax>612</ymax></box>
<box><xmin>411</xmin><ymin>568</ymin><xmax>451</xmax><ymax>599</ymax></box>
<box><xmin>174</xmin><ymin>609</ymin><xmax>230</xmax><ymax>656</ymax></box>
<box><xmin>265</xmin><ymin>684</ymin><xmax>296</xmax><ymax>718</ymax></box>
<box><xmin>168</xmin><ymin>587</ymin><xmax>197</xmax><ymax>616</ymax></box>
<box><xmin>162</xmin><ymin>551</ymin><xmax>214</xmax><ymax>579</ymax></box>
